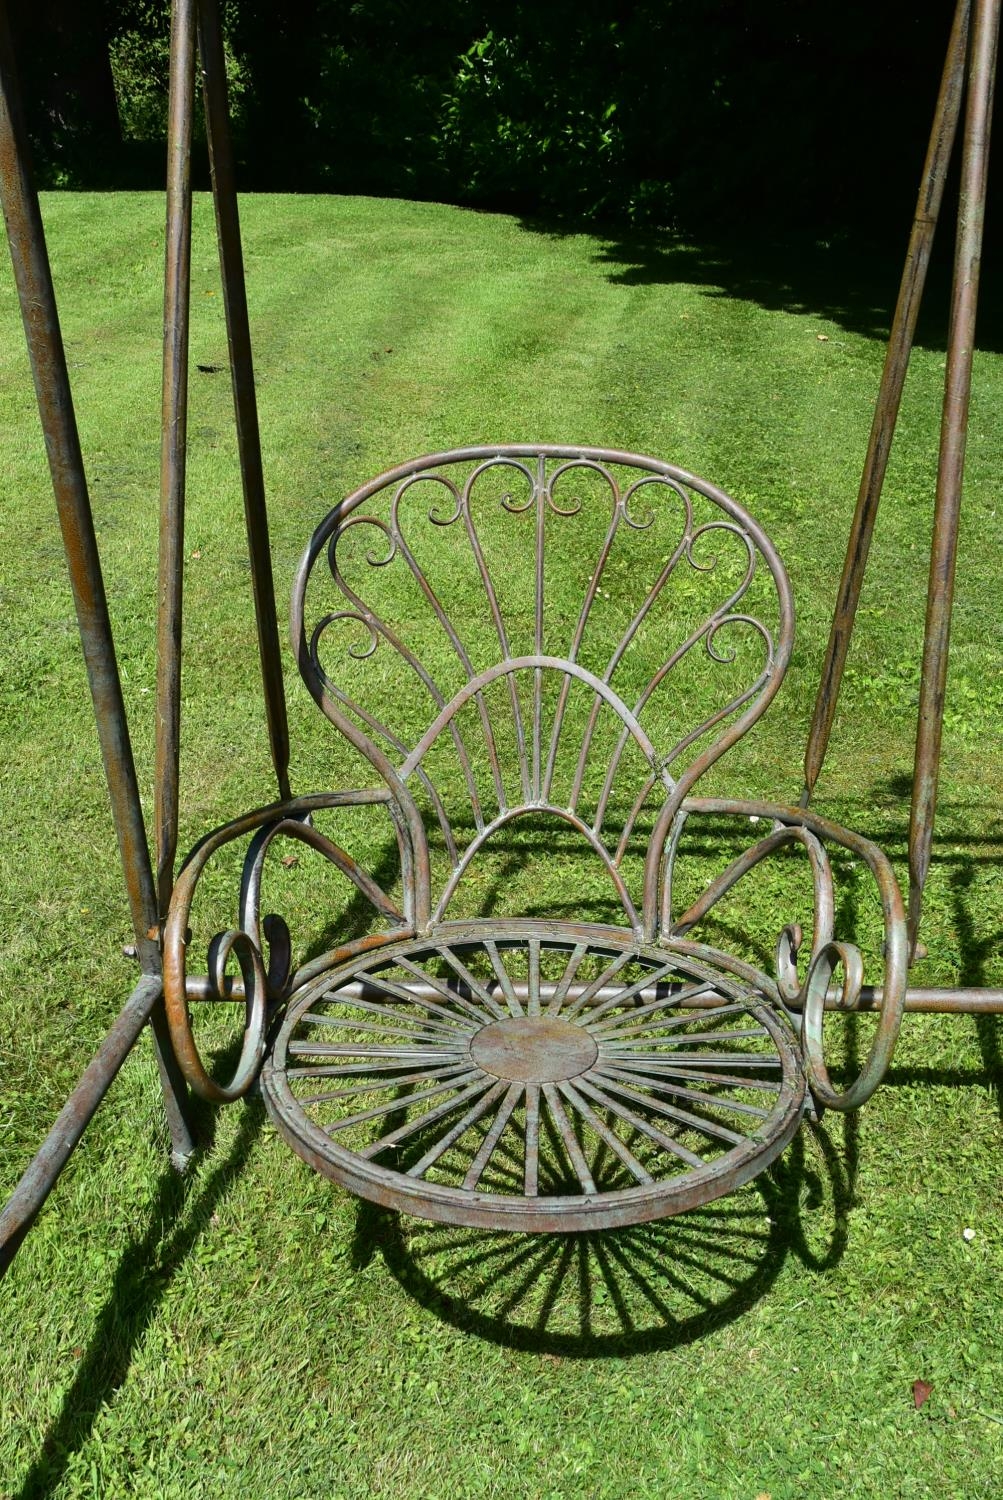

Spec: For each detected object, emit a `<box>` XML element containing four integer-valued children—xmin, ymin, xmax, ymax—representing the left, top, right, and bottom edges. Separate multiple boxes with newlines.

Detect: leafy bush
<box><xmin>13</xmin><ymin>0</ymin><xmax>953</xmax><ymax>241</ymax></box>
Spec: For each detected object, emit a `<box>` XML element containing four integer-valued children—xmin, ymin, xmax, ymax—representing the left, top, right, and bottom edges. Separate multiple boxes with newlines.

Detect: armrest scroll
<box><xmin>672</xmin><ymin>796</ymin><xmax>908</xmax><ymax>1111</ymax></box>
<box><xmin>163</xmin><ymin>789</ymin><xmax>411</xmax><ymax>1103</ymax></box>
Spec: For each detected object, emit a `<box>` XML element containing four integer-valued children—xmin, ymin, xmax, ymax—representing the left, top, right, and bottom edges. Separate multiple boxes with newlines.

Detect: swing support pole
<box><xmin>198</xmin><ymin>0</ymin><xmax>291</xmax><ymax>805</ymax></box>
<box><xmin>802</xmin><ymin>0</ymin><xmax>1002</xmax><ymax>962</ymax></box>
<box><xmin>155</xmin><ymin>0</ymin><xmax>197</xmax><ymax>917</ymax></box>
<box><xmin>155</xmin><ymin>0</ymin><xmax>291</xmax><ymax>920</ymax></box>
<box><xmin>0</xmin><ymin>0</ymin><xmax>290</xmax><ymax>1276</ymax></box>
<box><xmin>908</xmin><ymin>0</ymin><xmax>1000</xmax><ymax>953</ymax></box>
<box><xmin>802</xmin><ymin>0</ymin><xmax>971</xmax><ymax>806</ymax></box>
<box><xmin>0</xmin><ymin>1</ymin><xmax>199</xmax><ymax>1194</ymax></box>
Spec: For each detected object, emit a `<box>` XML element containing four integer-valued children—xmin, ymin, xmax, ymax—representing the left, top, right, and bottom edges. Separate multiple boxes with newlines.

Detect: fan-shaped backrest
<box><xmin>292</xmin><ymin>446</ymin><xmax>794</xmax><ymax>934</ymax></box>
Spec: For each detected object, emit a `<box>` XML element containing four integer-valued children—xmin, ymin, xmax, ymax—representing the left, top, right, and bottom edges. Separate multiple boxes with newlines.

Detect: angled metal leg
<box><xmin>909</xmin><ymin>0</ymin><xmax>1001</xmax><ymax>953</ymax></box>
<box><xmin>197</xmin><ymin>0</ymin><xmax>291</xmax><ymax>802</ymax></box>
<box><xmin>0</xmin><ymin>977</ymin><xmax>166</xmax><ymax>1278</ymax></box>
<box><xmin>0</xmin><ymin>2</ymin><xmax>198</xmax><ymax>1167</ymax></box>
<box><xmin>802</xmin><ymin>0</ymin><xmax>971</xmax><ymax>805</ymax></box>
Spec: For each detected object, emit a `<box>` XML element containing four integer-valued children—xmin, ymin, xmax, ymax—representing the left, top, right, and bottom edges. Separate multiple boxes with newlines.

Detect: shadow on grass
<box><xmin>14</xmin><ymin>1093</ymin><xmax>265</xmax><ymax>1500</ymax></box>
<box><xmin>298</xmin><ymin>838</ymin><xmax>406</xmax><ymax>967</ymax></box>
<box><xmin>516</xmin><ymin>219</ymin><xmax>1003</xmax><ymax>356</ymax></box>
<box><xmin>952</xmin><ymin>862</ymin><xmax>1003</xmax><ymax>1127</ymax></box>
<box><xmin>349</xmin><ymin>1114</ymin><xmax>854</xmax><ymax>1359</ymax></box>
<box><xmin>21</xmin><ymin>803</ymin><xmax>1003</xmax><ymax>1485</ymax></box>
<box><xmin>15</xmin><ymin>852</ymin><xmax>403</xmax><ymax>1500</ymax></box>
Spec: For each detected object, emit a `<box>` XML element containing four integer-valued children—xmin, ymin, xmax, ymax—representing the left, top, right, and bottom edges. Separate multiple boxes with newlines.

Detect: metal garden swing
<box><xmin>1</xmin><ymin>0</ymin><xmax>999</xmax><ymax>1264</ymax></box>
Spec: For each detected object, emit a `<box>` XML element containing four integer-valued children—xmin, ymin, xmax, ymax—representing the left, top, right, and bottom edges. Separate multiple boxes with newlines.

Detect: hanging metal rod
<box><xmin>155</xmin><ymin>0</ymin><xmax>293</xmax><ymax>922</ymax></box>
<box><xmin>0</xmin><ymin>0</ymin><xmax>198</xmax><ymax>1170</ymax></box>
<box><xmin>155</xmin><ymin>0</ymin><xmax>197</xmax><ymax>918</ymax></box>
<box><xmin>908</xmin><ymin>0</ymin><xmax>1001</xmax><ymax>954</ymax></box>
<box><xmin>182</xmin><ymin>975</ymin><xmax>1003</xmax><ymax>1016</ymax></box>
<box><xmin>802</xmin><ymin>0</ymin><xmax>971</xmax><ymax>807</ymax></box>
<box><xmin>197</xmin><ymin>0</ymin><xmax>290</xmax><ymax>803</ymax></box>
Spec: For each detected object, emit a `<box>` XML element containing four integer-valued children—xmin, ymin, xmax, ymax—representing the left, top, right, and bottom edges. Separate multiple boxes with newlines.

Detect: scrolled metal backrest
<box><xmin>291</xmin><ymin>446</ymin><xmax>794</xmax><ymax>935</ymax></box>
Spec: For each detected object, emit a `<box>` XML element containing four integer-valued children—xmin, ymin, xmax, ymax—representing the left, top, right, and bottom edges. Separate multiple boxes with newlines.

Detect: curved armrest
<box><xmin>163</xmin><ymin>789</ymin><xmax>412</xmax><ymax>1103</ymax></box>
<box><xmin>669</xmin><ymin>796</ymin><xmax>908</xmax><ymax>1112</ymax></box>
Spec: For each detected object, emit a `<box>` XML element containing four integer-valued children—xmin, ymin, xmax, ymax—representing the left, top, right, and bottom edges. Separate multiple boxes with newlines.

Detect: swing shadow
<box><xmin>13</xmin><ymin>1090</ymin><xmax>262</xmax><ymax>1500</ymax></box>
<box><xmin>347</xmin><ymin>1112</ymin><xmax>855</xmax><ymax>1360</ymax></box>
<box><xmin>343</xmin><ymin>846</ymin><xmax>1001</xmax><ymax>1356</ymax></box>
<box><xmin>334</xmin><ymin>822</ymin><xmax>866</xmax><ymax>1358</ymax></box>
<box><xmin>13</xmin><ymin>855</ymin><xmax>401</xmax><ymax>1500</ymax></box>
<box><xmin>19</xmin><ymin>815</ymin><xmax>1003</xmax><ymax>1489</ymax></box>
<box><xmin>952</xmin><ymin>861</ymin><xmax>1003</xmax><ymax>1126</ymax></box>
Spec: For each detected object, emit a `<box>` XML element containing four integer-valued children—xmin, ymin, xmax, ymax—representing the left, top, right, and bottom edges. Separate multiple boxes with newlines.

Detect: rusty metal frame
<box><xmin>0</xmin><ymin>0</ymin><xmax>288</xmax><ymax>1275</ymax></box>
<box><xmin>803</xmin><ymin>0</ymin><xmax>1003</xmax><ymax>989</ymax></box>
<box><xmin>0</xmin><ymin>0</ymin><xmax>198</xmax><ymax>1274</ymax></box>
<box><xmin>153</xmin><ymin>443</ymin><xmax>910</xmax><ymax>1230</ymax></box>
<box><xmin>4</xmin><ymin>0</ymin><xmax>1002</xmax><ymax>1265</ymax></box>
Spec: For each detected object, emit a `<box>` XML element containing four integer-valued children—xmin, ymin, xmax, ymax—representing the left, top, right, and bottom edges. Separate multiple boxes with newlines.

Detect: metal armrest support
<box><xmin>668</xmin><ymin>796</ymin><xmax>908</xmax><ymax>1111</ymax></box>
<box><xmin>162</xmin><ymin>789</ymin><xmax>411</xmax><ymax>1102</ymax></box>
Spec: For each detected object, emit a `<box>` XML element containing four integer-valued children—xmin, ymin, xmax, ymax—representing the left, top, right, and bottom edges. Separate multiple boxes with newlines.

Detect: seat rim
<box><xmin>262</xmin><ymin>919</ymin><xmax>807</xmax><ymax>1233</ymax></box>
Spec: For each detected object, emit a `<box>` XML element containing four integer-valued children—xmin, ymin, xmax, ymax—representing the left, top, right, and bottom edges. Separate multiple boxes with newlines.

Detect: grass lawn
<box><xmin>2</xmin><ymin>192</ymin><xmax>1003</xmax><ymax>1498</ymax></box>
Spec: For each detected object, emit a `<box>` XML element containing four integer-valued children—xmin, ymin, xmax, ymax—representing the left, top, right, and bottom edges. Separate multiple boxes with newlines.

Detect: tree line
<box><xmin>7</xmin><ymin>2</ymin><xmax>976</xmax><ymax>244</ymax></box>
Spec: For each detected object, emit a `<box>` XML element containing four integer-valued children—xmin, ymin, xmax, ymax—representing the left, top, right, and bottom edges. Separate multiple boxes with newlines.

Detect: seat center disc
<box><xmin>470</xmin><ymin>1016</ymin><xmax>599</xmax><ymax>1084</ymax></box>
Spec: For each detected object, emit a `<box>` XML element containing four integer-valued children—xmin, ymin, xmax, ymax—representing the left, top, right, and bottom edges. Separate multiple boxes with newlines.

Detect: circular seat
<box><xmin>262</xmin><ymin>920</ymin><xmax>806</xmax><ymax>1232</ymax></box>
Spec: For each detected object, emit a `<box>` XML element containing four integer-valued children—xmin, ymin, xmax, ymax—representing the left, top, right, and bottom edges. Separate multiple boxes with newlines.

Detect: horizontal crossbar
<box><xmin>184</xmin><ymin>975</ymin><xmax>1003</xmax><ymax>1015</ymax></box>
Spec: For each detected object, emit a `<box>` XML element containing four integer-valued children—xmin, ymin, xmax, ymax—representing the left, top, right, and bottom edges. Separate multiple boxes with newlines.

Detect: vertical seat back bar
<box><xmin>197</xmin><ymin>0</ymin><xmax>291</xmax><ymax>801</ymax></box>
<box><xmin>0</xmin><ymin>5</ymin><xmax>198</xmax><ymax>1166</ymax></box>
<box><xmin>155</xmin><ymin>0</ymin><xmax>197</xmax><ymax>916</ymax></box>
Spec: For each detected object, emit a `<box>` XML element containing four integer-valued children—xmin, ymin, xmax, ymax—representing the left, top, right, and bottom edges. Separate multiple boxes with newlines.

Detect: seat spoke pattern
<box><xmin>266</xmin><ymin>930</ymin><xmax>805</xmax><ymax>1231</ymax></box>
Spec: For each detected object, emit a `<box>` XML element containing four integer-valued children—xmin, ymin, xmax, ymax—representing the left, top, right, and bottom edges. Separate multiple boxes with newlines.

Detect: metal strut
<box><xmin>156</xmin><ymin>0</ymin><xmax>291</xmax><ymax>922</ymax></box>
<box><xmin>0</xmin><ymin>0</ymin><xmax>199</xmax><ymax>1186</ymax></box>
<box><xmin>802</xmin><ymin>0</ymin><xmax>972</xmax><ymax>807</ymax></box>
<box><xmin>802</xmin><ymin>0</ymin><xmax>1001</xmax><ymax>961</ymax></box>
<box><xmin>0</xmin><ymin>0</ymin><xmax>290</xmax><ymax>1276</ymax></box>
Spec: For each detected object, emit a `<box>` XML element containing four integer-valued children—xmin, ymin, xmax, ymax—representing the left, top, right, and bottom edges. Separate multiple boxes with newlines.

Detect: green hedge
<box><xmin>11</xmin><ymin>2</ymin><xmax>959</xmax><ymax>239</ymax></box>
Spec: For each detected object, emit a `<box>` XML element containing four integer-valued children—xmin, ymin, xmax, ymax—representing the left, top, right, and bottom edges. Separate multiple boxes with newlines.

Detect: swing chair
<box><xmin>165</xmin><ymin>439</ymin><xmax>906</xmax><ymax>1232</ymax></box>
<box><xmin>1</xmin><ymin>0</ymin><xmax>997</xmax><ymax>1264</ymax></box>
